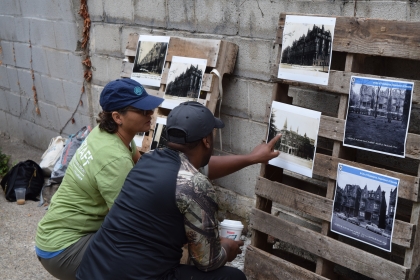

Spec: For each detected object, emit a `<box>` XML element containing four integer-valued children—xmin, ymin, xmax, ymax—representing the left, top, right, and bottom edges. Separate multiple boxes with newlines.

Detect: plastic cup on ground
<box><xmin>15</xmin><ymin>188</ymin><xmax>26</xmax><ymax>205</ymax></box>
<box><xmin>220</xmin><ymin>219</ymin><xmax>244</xmax><ymax>241</ymax></box>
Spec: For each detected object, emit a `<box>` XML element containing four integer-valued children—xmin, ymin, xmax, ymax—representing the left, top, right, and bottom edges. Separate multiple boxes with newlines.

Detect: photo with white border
<box><xmin>151</xmin><ymin>117</ymin><xmax>168</xmax><ymax>150</ymax></box>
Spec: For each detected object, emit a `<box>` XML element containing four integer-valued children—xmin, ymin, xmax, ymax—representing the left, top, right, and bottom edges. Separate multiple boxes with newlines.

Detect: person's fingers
<box><xmin>236</xmin><ymin>240</ymin><xmax>244</xmax><ymax>247</ymax></box>
<box><xmin>237</xmin><ymin>248</ymin><xmax>242</xmax><ymax>255</ymax></box>
<box><xmin>267</xmin><ymin>134</ymin><xmax>281</xmax><ymax>148</ymax></box>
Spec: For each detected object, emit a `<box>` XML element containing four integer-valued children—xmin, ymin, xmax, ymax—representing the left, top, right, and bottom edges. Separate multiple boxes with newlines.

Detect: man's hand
<box><xmin>249</xmin><ymin>134</ymin><xmax>281</xmax><ymax>164</ymax></box>
<box><xmin>220</xmin><ymin>237</ymin><xmax>244</xmax><ymax>262</ymax></box>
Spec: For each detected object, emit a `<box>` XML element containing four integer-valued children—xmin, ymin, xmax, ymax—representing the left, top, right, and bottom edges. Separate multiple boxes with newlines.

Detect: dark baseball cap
<box><xmin>100</xmin><ymin>78</ymin><xmax>164</xmax><ymax>111</ymax></box>
<box><xmin>166</xmin><ymin>101</ymin><xmax>224</xmax><ymax>144</ymax></box>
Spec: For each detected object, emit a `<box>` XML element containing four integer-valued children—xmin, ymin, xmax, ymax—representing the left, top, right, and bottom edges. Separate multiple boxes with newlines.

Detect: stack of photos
<box><xmin>331</xmin><ymin>163</ymin><xmax>399</xmax><ymax>252</ymax></box>
<box><xmin>150</xmin><ymin>117</ymin><xmax>168</xmax><ymax>150</ymax></box>
<box><xmin>266</xmin><ymin>101</ymin><xmax>321</xmax><ymax>178</ymax></box>
<box><xmin>161</xmin><ymin>56</ymin><xmax>207</xmax><ymax>110</ymax></box>
<box><xmin>343</xmin><ymin>76</ymin><xmax>414</xmax><ymax>158</ymax></box>
<box><xmin>277</xmin><ymin>15</ymin><xmax>336</xmax><ymax>86</ymax></box>
<box><xmin>131</xmin><ymin>35</ymin><xmax>170</xmax><ymax>87</ymax></box>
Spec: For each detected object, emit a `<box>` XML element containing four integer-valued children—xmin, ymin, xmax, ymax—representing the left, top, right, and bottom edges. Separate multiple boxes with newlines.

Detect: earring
<box><xmin>119</xmin><ymin>122</ymin><xmax>122</xmax><ymax>126</ymax></box>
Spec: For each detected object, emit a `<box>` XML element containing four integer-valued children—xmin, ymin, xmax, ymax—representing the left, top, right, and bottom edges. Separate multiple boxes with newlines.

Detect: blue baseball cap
<box><xmin>100</xmin><ymin>78</ymin><xmax>164</xmax><ymax>111</ymax></box>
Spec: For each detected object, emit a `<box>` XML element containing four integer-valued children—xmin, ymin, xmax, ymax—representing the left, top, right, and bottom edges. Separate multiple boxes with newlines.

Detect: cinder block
<box><xmin>18</xmin><ymin>94</ymin><xmax>36</xmax><ymax>123</ymax></box>
<box><xmin>195</xmin><ymin>0</ymin><xmax>239</xmax><ymax>35</ymax></box>
<box><xmin>409</xmin><ymin>2</ymin><xmax>420</xmax><ymax>22</ymax></box>
<box><xmin>4</xmin><ymin>91</ymin><xmax>21</xmax><ymax>116</ymax></box>
<box><xmin>30</xmin><ymin>19</ymin><xmax>57</xmax><ymax>48</ymax></box>
<box><xmin>108</xmin><ymin>56</ymin><xmax>124</xmax><ymax>80</ymax></box>
<box><xmin>104</xmin><ymin>0</ymin><xmax>133</xmax><ymax>23</ymax></box>
<box><xmin>20</xmin><ymin>0</ymin><xmax>75</xmax><ymax>21</ymax></box>
<box><xmin>54</xmin><ymin>21</ymin><xmax>79</xmax><ymax>52</ymax></box>
<box><xmin>283</xmin><ymin>1</ymin><xmax>345</xmax><ymax>17</ymax></box>
<box><xmin>32</xmin><ymin>72</ymin><xmax>45</xmax><ymax>102</ymax></box>
<box><xmin>45</xmin><ymin>49</ymin><xmax>70</xmax><ymax>80</ymax></box>
<box><xmin>31</xmin><ymin>46</ymin><xmax>50</xmax><ymax>75</ymax></box>
<box><xmin>40</xmin><ymin>75</ymin><xmax>66</xmax><ymax>106</ymax></box>
<box><xmin>0</xmin><ymin>65</ymin><xmax>10</xmax><ymax>89</ymax></box>
<box><xmin>91</xmin><ymin>23</ymin><xmax>122</xmax><ymax>56</ymax></box>
<box><xmin>36</xmin><ymin>100</ymin><xmax>61</xmax><ymax>131</ymax></box>
<box><xmin>134</xmin><ymin>0</ymin><xmax>167</xmax><ymax>28</ymax></box>
<box><xmin>14</xmin><ymin>17</ymin><xmax>30</xmax><ymax>43</ymax></box>
<box><xmin>91</xmin><ymin>84</ymin><xmax>104</xmax><ymax>119</ymax></box>
<box><xmin>229</xmin><ymin>117</ymin><xmax>267</xmax><ymax>155</ymax></box>
<box><xmin>288</xmin><ymin>86</ymin><xmax>339</xmax><ymax>116</ymax></box>
<box><xmin>90</xmin><ymin>55</ymin><xmax>109</xmax><ymax>86</ymax></box>
<box><xmin>248</xmin><ymin>81</ymin><xmax>274</xmax><ymax>123</ymax></box>
<box><xmin>0</xmin><ymin>110</ymin><xmax>8</xmax><ymax>133</ymax></box>
<box><xmin>214</xmin><ymin>114</ymin><xmax>232</xmax><ymax>153</ymax></box>
<box><xmin>121</xmin><ymin>27</ymin><xmax>166</xmax><ymax>57</ymax></box>
<box><xmin>221</xmin><ymin>76</ymin><xmax>249</xmax><ymax>119</ymax></box>
<box><xmin>14</xmin><ymin>42</ymin><xmax>31</xmax><ymax>69</ymax></box>
<box><xmin>67</xmin><ymin>53</ymin><xmax>85</xmax><ymax>83</ymax></box>
<box><xmin>6</xmin><ymin>67</ymin><xmax>19</xmax><ymax>93</ymax></box>
<box><xmin>1</xmin><ymin>41</ymin><xmax>16</xmax><ymax>66</ymax></box>
<box><xmin>16</xmin><ymin>68</ymin><xmax>33</xmax><ymax>98</ymax></box>
<box><xmin>0</xmin><ymin>89</ymin><xmax>8</xmax><ymax>111</ymax></box>
<box><xmin>88</xmin><ymin>0</ymin><xmax>104</xmax><ymax>22</ymax></box>
<box><xmin>57</xmin><ymin>108</ymin><xmax>91</xmax><ymax>136</ymax></box>
<box><xmin>5</xmin><ymin>113</ymin><xmax>24</xmax><ymax>139</ymax></box>
<box><xmin>21</xmin><ymin>120</ymin><xmax>58</xmax><ymax>151</ymax></box>
<box><xmin>354</xmin><ymin>1</ymin><xmax>408</xmax><ymax>20</ymax></box>
<box><xmin>1</xmin><ymin>0</ymin><xmax>21</xmax><ymax>16</ymax></box>
<box><xmin>62</xmin><ymin>80</ymin><xmax>89</xmax><ymax>114</ymax></box>
<box><xmin>167</xmin><ymin>0</ymin><xmax>196</xmax><ymax>31</ymax></box>
<box><xmin>229</xmin><ymin>37</ymin><xmax>274</xmax><ymax>81</ymax></box>
<box><xmin>0</xmin><ymin>16</ymin><xmax>17</xmax><ymax>41</ymax></box>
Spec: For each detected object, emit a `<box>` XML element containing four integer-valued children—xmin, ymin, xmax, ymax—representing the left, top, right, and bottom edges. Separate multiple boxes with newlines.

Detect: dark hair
<box><xmin>97</xmin><ymin>108</ymin><xmax>128</xmax><ymax>133</ymax></box>
<box><xmin>167</xmin><ymin>129</ymin><xmax>202</xmax><ymax>149</ymax></box>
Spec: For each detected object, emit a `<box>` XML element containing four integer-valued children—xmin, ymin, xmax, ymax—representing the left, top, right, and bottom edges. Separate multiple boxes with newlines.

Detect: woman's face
<box><xmin>118</xmin><ymin>107</ymin><xmax>154</xmax><ymax>135</ymax></box>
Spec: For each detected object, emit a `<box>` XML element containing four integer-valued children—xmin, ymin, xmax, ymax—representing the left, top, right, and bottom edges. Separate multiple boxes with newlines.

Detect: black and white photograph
<box><xmin>343</xmin><ymin>76</ymin><xmax>413</xmax><ymax>158</ymax></box>
<box><xmin>150</xmin><ymin>117</ymin><xmax>168</xmax><ymax>150</ymax></box>
<box><xmin>161</xmin><ymin>56</ymin><xmax>207</xmax><ymax>110</ymax></box>
<box><xmin>277</xmin><ymin>15</ymin><xmax>336</xmax><ymax>85</ymax></box>
<box><xmin>267</xmin><ymin>101</ymin><xmax>321</xmax><ymax>178</ymax></box>
<box><xmin>133</xmin><ymin>132</ymin><xmax>145</xmax><ymax>148</ymax></box>
<box><xmin>131</xmin><ymin>35</ymin><xmax>170</xmax><ymax>87</ymax></box>
<box><xmin>331</xmin><ymin>163</ymin><xmax>399</xmax><ymax>252</ymax></box>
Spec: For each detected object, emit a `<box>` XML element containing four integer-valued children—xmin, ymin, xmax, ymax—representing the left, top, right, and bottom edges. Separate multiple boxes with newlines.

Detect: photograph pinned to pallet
<box><xmin>266</xmin><ymin>101</ymin><xmax>321</xmax><ymax>177</ymax></box>
<box><xmin>343</xmin><ymin>76</ymin><xmax>413</xmax><ymax>158</ymax></box>
<box><xmin>133</xmin><ymin>132</ymin><xmax>145</xmax><ymax>148</ymax></box>
<box><xmin>131</xmin><ymin>35</ymin><xmax>170</xmax><ymax>87</ymax></box>
<box><xmin>277</xmin><ymin>15</ymin><xmax>336</xmax><ymax>85</ymax></box>
<box><xmin>150</xmin><ymin>117</ymin><xmax>168</xmax><ymax>150</ymax></box>
<box><xmin>161</xmin><ymin>56</ymin><xmax>207</xmax><ymax>110</ymax></box>
<box><xmin>331</xmin><ymin>163</ymin><xmax>399</xmax><ymax>252</ymax></box>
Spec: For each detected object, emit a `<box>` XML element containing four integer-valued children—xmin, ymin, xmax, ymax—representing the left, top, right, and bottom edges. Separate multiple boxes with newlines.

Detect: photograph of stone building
<box><xmin>267</xmin><ymin>101</ymin><xmax>320</xmax><ymax>177</ymax></box>
<box><xmin>344</xmin><ymin>76</ymin><xmax>413</xmax><ymax>158</ymax></box>
<box><xmin>331</xmin><ymin>163</ymin><xmax>399</xmax><ymax>252</ymax></box>
<box><xmin>278</xmin><ymin>15</ymin><xmax>336</xmax><ymax>85</ymax></box>
<box><xmin>131</xmin><ymin>35</ymin><xmax>170</xmax><ymax>87</ymax></box>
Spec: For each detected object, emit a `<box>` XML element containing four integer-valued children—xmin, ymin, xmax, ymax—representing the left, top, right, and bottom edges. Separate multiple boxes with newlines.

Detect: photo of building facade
<box><xmin>133</xmin><ymin>41</ymin><xmax>168</xmax><ymax>75</ymax></box>
<box><xmin>165</xmin><ymin>64</ymin><xmax>203</xmax><ymax>98</ymax></box>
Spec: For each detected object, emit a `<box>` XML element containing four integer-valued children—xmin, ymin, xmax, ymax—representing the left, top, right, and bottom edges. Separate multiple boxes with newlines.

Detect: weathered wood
<box><xmin>313</xmin><ymin>153</ymin><xmax>420</xmax><ymax>202</ymax></box>
<box><xmin>251</xmin><ymin>209</ymin><xmax>409</xmax><ymax>280</ymax></box>
<box><xmin>244</xmin><ymin>245</ymin><xmax>329</xmax><ymax>280</ymax></box>
<box><xmin>255</xmin><ymin>176</ymin><xmax>415</xmax><ymax>248</ymax></box>
<box><xmin>166</xmin><ymin>37</ymin><xmax>220</xmax><ymax>67</ymax></box>
<box><xmin>124</xmin><ymin>33</ymin><xmax>139</xmax><ymax>54</ymax></box>
<box><xmin>276</xmin><ymin>13</ymin><xmax>420</xmax><ymax>61</ymax></box>
<box><xmin>269</xmin><ymin>66</ymin><xmax>420</xmax><ymax>104</ymax></box>
<box><xmin>251</xmin><ymin>195</ymin><xmax>272</xmax><ymax>252</ymax></box>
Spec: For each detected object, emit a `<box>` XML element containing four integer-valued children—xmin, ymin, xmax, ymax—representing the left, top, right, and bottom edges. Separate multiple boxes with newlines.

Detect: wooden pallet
<box><xmin>245</xmin><ymin>13</ymin><xmax>420</xmax><ymax>280</ymax></box>
<box><xmin>120</xmin><ymin>34</ymin><xmax>238</xmax><ymax>152</ymax></box>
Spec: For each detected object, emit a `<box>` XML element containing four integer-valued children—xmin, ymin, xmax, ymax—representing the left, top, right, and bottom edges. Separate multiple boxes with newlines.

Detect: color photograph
<box><xmin>343</xmin><ymin>76</ymin><xmax>413</xmax><ymax>158</ymax></box>
<box><xmin>331</xmin><ymin>163</ymin><xmax>399</xmax><ymax>252</ymax></box>
<box><xmin>131</xmin><ymin>35</ymin><xmax>170</xmax><ymax>87</ymax></box>
<box><xmin>150</xmin><ymin>117</ymin><xmax>168</xmax><ymax>150</ymax></box>
<box><xmin>277</xmin><ymin>15</ymin><xmax>336</xmax><ymax>85</ymax></box>
<box><xmin>161</xmin><ymin>56</ymin><xmax>207</xmax><ymax>110</ymax></box>
<box><xmin>267</xmin><ymin>101</ymin><xmax>321</xmax><ymax>178</ymax></box>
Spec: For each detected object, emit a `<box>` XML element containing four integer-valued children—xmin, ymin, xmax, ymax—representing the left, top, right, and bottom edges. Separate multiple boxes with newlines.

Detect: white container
<box><xmin>220</xmin><ymin>219</ymin><xmax>244</xmax><ymax>241</ymax></box>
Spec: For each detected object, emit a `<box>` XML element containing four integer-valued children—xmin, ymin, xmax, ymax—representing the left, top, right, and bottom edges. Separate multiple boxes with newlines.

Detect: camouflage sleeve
<box><xmin>176</xmin><ymin>172</ymin><xmax>227</xmax><ymax>271</ymax></box>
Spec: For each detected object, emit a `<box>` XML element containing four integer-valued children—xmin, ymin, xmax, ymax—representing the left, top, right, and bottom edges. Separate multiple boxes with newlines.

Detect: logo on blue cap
<box><xmin>134</xmin><ymin>86</ymin><xmax>144</xmax><ymax>96</ymax></box>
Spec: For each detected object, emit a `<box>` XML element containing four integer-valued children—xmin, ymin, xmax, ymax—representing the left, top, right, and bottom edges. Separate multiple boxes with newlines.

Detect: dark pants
<box><xmin>174</xmin><ymin>265</ymin><xmax>247</xmax><ymax>280</ymax></box>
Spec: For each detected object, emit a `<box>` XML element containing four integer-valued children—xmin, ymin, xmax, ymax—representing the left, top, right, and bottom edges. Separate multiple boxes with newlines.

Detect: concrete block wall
<box><xmin>0</xmin><ymin>0</ymin><xmax>91</xmax><ymax>150</ymax></box>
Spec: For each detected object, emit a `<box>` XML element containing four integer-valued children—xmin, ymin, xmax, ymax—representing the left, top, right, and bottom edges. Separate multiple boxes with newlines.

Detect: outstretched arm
<box><xmin>207</xmin><ymin>134</ymin><xmax>281</xmax><ymax>180</ymax></box>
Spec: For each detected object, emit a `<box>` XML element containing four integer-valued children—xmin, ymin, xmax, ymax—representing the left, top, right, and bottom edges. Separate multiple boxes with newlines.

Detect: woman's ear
<box><xmin>112</xmin><ymin>111</ymin><xmax>122</xmax><ymax>125</ymax></box>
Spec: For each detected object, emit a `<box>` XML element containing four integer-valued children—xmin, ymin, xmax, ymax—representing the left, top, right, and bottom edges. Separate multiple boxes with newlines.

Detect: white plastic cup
<box><xmin>220</xmin><ymin>219</ymin><xmax>244</xmax><ymax>241</ymax></box>
<box><xmin>15</xmin><ymin>188</ymin><xmax>26</xmax><ymax>205</ymax></box>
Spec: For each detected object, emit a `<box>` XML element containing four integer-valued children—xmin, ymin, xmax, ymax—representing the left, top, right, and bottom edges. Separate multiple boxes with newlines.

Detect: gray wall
<box><xmin>1</xmin><ymin>0</ymin><xmax>420</xmax><ymax>219</ymax></box>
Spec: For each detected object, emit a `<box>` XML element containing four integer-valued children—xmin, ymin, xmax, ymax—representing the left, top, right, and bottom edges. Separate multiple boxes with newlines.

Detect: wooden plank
<box><xmin>244</xmin><ymin>245</ymin><xmax>329</xmax><ymax>280</ymax></box>
<box><xmin>269</xmin><ymin>66</ymin><xmax>420</xmax><ymax>104</ymax></box>
<box><xmin>313</xmin><ymin>153</ymin><xmax>420</xmax><ymax>202</ymax></box>
<box><xmin>125</xmin><ymin>33</ymin><xmax>139</xmax><ymax>53</ymax></box>
<box><xmin>251</xmin><ymin>209</ymin><xmax>409</xmax><ymax>280</ymax></box>
<box><xmin>276</xmin><ymin>13</ymin><xmax>420</xmax><ymax>60</ymax></box>
<box><xmin>255</xmin><ymin>176</ymin><xmax>415</xmax><ymax>248</ymax></box>
<box><xmin>166</xmin><ymin>37</ymin><xmax>220</xmax><ymax>67</ymax></box>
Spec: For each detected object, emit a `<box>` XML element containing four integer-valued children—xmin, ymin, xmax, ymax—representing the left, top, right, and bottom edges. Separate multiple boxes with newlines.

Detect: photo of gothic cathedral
<box><xmin>331</xmin><ymin>164</ymin><xmax>399</xmax><ymax>252</ymax></box>
<box><xmin>344</xmin><ymin>76</ymin><xmax>413</xmax><ymax>158</ymax></box>
<box><xmin>278</xmin><ymin>15</ymin><xmax>336</xmax><ymax>85</ymax></box>
<box><xmin>267</xmin><ymin>101</ymin><xmax>321</xmax><ymax>178</ymax></box>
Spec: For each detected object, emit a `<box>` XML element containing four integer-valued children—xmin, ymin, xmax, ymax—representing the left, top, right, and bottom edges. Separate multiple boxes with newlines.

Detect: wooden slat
<box><xmin>256</xmin><ymin>176</ymin><xmax>415</xmax><ymax>248</ymax></box>
<box><xmin>244</xmin><ymin>245</ymin><xmax>329</xmax><ymax>280</ymax></box>
<box><xmin>276</xmin><ymin>13</ymin><xmax>420</xmax><ymax>60</ymax></box>
<box><xmin>318</xmin><ymin>116</ymin><xmax>420</xmax><ymax>160</ymax></box>
<box><xmin>269</xmin><ymin>66</ymin><xmax>420</xmax><ymax>104</ymax></box>
<box><xmin>313</xmin><ymin>153</ymin><xmax>420</xmax><ymax>202</ymax></box>
<box><xmin>251</xmin><ymin>209</ymin><xmax>409</xmax><ymax>280</ymax></box>
<box><xmin>125</xmin><ymin>33</ymin><xmax>139</xmax><ymax>53</ymax></box>
<box><xmin>166</xmin><ymin>37</ymin><xmax>220</xmax><ymax>67</ymax></box>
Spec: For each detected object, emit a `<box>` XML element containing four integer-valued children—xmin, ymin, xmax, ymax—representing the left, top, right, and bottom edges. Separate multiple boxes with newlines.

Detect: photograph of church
<box><xmin>277</xmin><ymin>15</ymin><xmax>336</xmax><ymax>85</ymax></box>
<box><xmin>267</xmin><ymin>101</ymin><xmax>321</xmax><ymax>177</ymax></box>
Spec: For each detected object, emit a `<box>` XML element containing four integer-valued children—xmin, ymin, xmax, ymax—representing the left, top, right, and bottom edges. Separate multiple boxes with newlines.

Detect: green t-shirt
<box><xmin>36</xmin><ymin>126</ymin><xmax>136</xmax><ymax>252</ymax></box>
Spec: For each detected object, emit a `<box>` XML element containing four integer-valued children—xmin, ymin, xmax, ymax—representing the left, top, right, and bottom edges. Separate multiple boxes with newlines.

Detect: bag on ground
<box><xmin>39</xmin><ymin>136</ymin><xmax>66</xmax><ymax>176</ymax></box>
<box><xmin>0</xmin><ymin>160</ymin><xmax>45</xmax><ymax>202</ymax></box>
